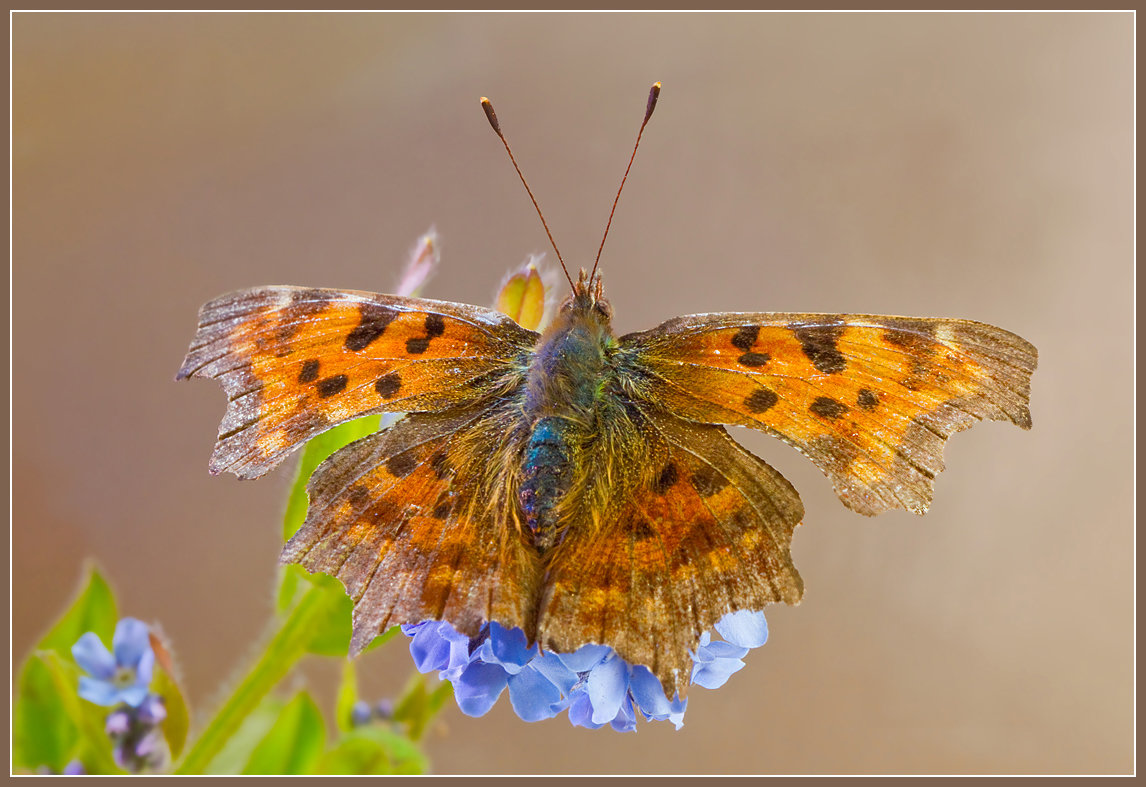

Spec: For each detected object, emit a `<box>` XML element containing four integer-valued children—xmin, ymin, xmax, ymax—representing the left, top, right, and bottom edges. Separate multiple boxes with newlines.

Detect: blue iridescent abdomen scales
<box><xmin>519</xmin><ymin>416</ymin><xmax>575</xmax><ymax>549</ymax></box>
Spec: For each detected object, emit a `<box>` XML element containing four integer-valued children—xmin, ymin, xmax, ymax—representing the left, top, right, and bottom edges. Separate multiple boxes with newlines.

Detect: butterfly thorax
<box><xmin>519</xmin><ymin>277</ymin><xmax>615</xmax><ymax>552</ymax></box>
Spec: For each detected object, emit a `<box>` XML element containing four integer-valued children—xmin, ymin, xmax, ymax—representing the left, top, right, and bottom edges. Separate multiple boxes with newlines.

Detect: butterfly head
<box><xmin>563</xmin><ymin>268</ymin><xmax>613</xmax><ymax>324</ymax></box>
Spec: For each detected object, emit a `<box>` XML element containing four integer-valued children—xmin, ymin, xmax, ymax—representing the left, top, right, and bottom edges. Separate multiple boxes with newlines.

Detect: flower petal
<box><xmin>105</xmin><ymin>709</ymin><xmax>132</xmax><ymax>736</ymax></box>
<box><xmin>507</xmin><ymin>665</ymin><xmax>564</xmax><ymax>722</ymax></box>
<box><xmin>137</xmin><ymin>694</ymin><xmax>167</xmax><ymax>724</ymax></box>
<box><xmin>586</xmin><ymin>655</ymin><xmax>629</xmax><ymax>725</ymax></box>
<box><xmin>408</xmin><ymin>622</ymin><xmax>467</xmax><ymax>673</ymax></box>
<box><xmin>691</xmin><ymin>656</ymin><xmax>746</xmax><ymax>690</ymax></box>
<box><xmin>566</xmin><ymin>692</ymin><xmax>606</xmax><ymax>729</ymax></box>
<box><xmin>78</xmin><ymin>676</ymin><xmax>119</xmax><ymax>706</ymax></box>
<box><xmin>112</xmin><ymin>618</ymin><xmax>152</xmax><ymax>670</ymax></box>
<box><xmin>477</xmin><ymin>623</ymin><xmax>536</xmax><ymax>675</ymax></box>
<box><xmin>530</xmin><ymin>651</ymin><xmax>578</xmax><ymax>694</ymax></box>
<box><xmin>351</xmin><ymin>700</ymin><xmax>372</xmax><ymax>727</ymax></box>
<box><xmin>697</xmin><ymin>640</ymin><xmax>749</xmax><ymax>660</ymax></box>
<box><xmin>72</xmin><ymin>632</ymin><xmax>115</xmax><ymax>679</ymax></box>
<box><xmin>451</xmin><ymin>661</ymin><xmax>508</xmax><ymax>718</ymax></box>
<box><xmin>119</xmin><ymin>684</ymin><xmax>151</xmax><ymax>708</ymax></box>
<box><xmin>628</xmin><ymin>665</ymin><xmax>671</xmax><ymax>718</ymax></box>
<box><xmin>556</xmin><ymin>643</ymin><xmax>612</xmax><ymax>674</ymax></box>
<box><xmin>134</xmin><ymin>647</ymin><xmax>155</xmax><ymax>686</ymax></box>
<box><xmin>609</xmin><ymin>696</ymin><xmax>637</xmax><ymax>733</ymax></box>
<box><xmin>715</xmin><ymin>610</ymin><xmax>769</xmax><ymax>649</ymax></box>
<box><xmin>666</xmin><ymin>695</ymin><xmax>688</xmax><ymax>731</ymax></box>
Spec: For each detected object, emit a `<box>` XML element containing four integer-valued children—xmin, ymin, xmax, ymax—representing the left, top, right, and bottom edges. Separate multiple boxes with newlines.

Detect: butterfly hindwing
<box><xmin>535</xmin><ymin>408</ymin><xmax>804</xmax><ymax>699</ymax></box>
<box><xmin>177</xmin><ymin>286</ymin><xmax>536</xmax><ymax>479</ymax></box>
<box><xmin>619</xmin><ymin>313</ymin><xmax>1037</xmax><ymax>516</ymax></box>
<box><xmin>281</xmin><ymin>405</ymin><xmax>542</xmax><ymax>655</ymax></box>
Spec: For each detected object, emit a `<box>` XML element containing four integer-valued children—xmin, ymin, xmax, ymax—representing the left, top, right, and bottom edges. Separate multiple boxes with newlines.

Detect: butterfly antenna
<box><xmin>590</xmin><ymin>81</ymin><xmax>661</xmax><ymax>283</ymax></box>
<box><xmin>481</xmin><ymin>96</ymin><xmax>575</xmax><ymax>293</ymax></box>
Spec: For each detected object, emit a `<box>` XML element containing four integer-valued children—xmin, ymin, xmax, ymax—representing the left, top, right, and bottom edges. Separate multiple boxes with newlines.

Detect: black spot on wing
<box><xmin>631</xmin><ymin>521</ymin><xmax>658</xmax><ymax>541</ymax></box>
<box><xmin>857</xmin><ymin>389</ymin><xmax>879</xmax><ymax>410</ymax></box>
<box><xmin>406</xmin><ymin>337</ymin><xmax>431</xmax><ymax>355</ymax></box>
<box><xmin>404</xmin><ymin>313</ymin><xmax>448</xmax><ymax>355</ymax></box>
<box><xmin>809</xmin><ymin>396</ymin><xmax>848</xmax><ymax>420</ymax></box>
<box><xmin>375</xmin><ymin>372</ymin><xmax>402</xmax><ymax>399</ymax></box>
<box><xmin>298</xmin><ymin>359</ymin><xmax>320</xmax><ymax>383</ymax></box>
<box><xmin>745</xmin><ymin>387</ymin><xmax>779</xmax><ymax>413</ymax></box>
<box><xmin>691</xmin><ymin>465</ymin><xmax>728</xmax><ymax>497</ymax></box>
<box><xmin>793</xmin><ymin>324</ymin><xmax>847</xmax><ymax>374</ymax></box>
<box><xmin>316</xmin><ymin>374</ymin><xmax>349</xmax><ymax>397</ymax></box>
<box><xmin>731</xmin><ymin>325</ymin><xmax>760</xmax><ymax>352</ymax></box>
<box><xmin>738</xmin><ymin>352</ymin><xmax>770</xmax><ymax>367</ymax></box>
<box><xmin>425</xmin><ymin>313</ymin><xmax>446</xmax><ymax>338</ymax></box>
<box><xmin>654</xmin><ymin>463</ymin><xmax>678</xmax><ymax>493</ymax></box>
<box><xmin>385</xmin><ymin>452</ymin><xmax>418</xmax><ymax>478</ymax></box>
<box><xmin>345</xmin><ymin>305</ymin><xmax>398</xmax><ymax>351</ymax></box>
<box><xmin>430</xmin><ymin>451</ymin><xmax>452</xmax><ymax>480</ymax></box>
<box><xmin>347</xmin><ymin>485</ymin><xmax>371</xmax><ymax>508</ymax></box>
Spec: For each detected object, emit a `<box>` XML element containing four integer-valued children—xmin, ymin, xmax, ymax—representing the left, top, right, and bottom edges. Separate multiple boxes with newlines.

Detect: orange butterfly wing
<box><xmin>177</xmin><ymin>286</ymin><xmax>536</xmax><ymax>479</ymax></box>
<box><xmin>281</xmin><ymin>405</ymin><xmax>541</xmax><ymax>654</ymax></box>
<box><xmin>618</xmin><ymin>314</ymin><xmax>1037</xmax><ymax>516</ymax></box>
<box><xmin>536</xmin><ymin>409</ymin><xmax>804</xmax><ymax>699</ymax></box>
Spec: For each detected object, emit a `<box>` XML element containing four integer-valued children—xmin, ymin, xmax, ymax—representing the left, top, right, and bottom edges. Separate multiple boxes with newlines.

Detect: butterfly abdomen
<box><xmin>520</xmin><ymin>416</ymin><xmax>577</xmax><ymax>550</ymax></box>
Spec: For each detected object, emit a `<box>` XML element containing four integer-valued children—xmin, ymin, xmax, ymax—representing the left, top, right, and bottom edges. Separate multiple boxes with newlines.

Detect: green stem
<box><xmin>173</xmin><ymin>586</ymin><xmax>336</xmax><ymax>775</ymax></box>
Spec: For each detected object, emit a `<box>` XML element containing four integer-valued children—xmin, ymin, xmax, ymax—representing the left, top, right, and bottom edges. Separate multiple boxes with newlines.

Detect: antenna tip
<box><xmin>645</xmin><ymin>82</ymin><xmax>661</xmax><ymax>122</ymax></box>
<box><xmin>481</xmin><ymin>97</ymin><xmax>501</xmax><ymax>134</ymax></box>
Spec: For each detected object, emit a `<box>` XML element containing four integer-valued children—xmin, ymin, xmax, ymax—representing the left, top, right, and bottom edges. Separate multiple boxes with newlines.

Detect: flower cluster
<box><xmin>350</xmin><ymin>698</ymin><xmax>394</xmax><ymax>727</ymax></box>
<box><xmin>402</xmin><ymin>609</ymin><xmax>768</xmax><ymax>732</ymax></box>
<box><xmin>105</xmin><ymin>694</ymin><xmax>169</xmax><ymax>773</ymax></box>
<box><xmin>72</xmin><ymin>618</ymin><xmax>169</xmax><ymax>773</ymax></box>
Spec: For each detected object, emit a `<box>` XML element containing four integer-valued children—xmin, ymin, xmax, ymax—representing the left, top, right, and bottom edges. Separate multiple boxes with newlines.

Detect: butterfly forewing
<box><xmin>618</xmin><ymin>313</ymin><xmax>1037</xmax><ymax>516</ymax></box>
<box><xmin>177</xmin><ymin>286</ymin><xmax>537</xmax><ymax>479</ymax></box>
<box><xmin>536</xmin><ymin>408</ymin><xmax>804</xmax><ymax>699</ymax></box>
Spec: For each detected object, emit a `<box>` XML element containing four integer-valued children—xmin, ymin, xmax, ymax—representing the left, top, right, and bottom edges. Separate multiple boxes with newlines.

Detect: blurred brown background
<box><xmin>12</xmin><ymin>12</ymin><xmax>1132</xmax><ymax>775</ymax></box>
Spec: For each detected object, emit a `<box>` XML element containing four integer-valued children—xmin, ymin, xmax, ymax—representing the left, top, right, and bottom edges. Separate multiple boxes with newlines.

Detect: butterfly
<box><xmin>177</xmin><ymin>84</ymin><xmax>1037</xmax><ymax>700</ymax></box>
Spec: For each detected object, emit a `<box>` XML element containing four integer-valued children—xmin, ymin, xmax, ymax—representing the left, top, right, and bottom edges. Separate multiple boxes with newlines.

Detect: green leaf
<box><xmin>426</xmin><ymin>680</ymin><xmax>453</xmax><ymax>720</ymax></box>
<box><xmin>335</xmin><ymin>660</ymin><xmax>359</xmax><ymax>734</ymax></box>
<box><xmin>390</xmin><ymin>671</ymin><xmax>452</xmax><ymax>742</ymax></box>
<box><xmin>13</xmin><ymin>564</ymin><xmax>119</xmax><ymax>772</ymax></box>
<box><xmin>305</xmin><ymin>586</ymin><xmax>400</xmax><ymax>658</ymax></box>
<box><xmin>152</xmin><ymin>666</ymin><xmax>190</xmax><ymax>760</ymax></box>
<box><xmin>12</xmin><ymin>654</ymin><xmax>76</xmax><ymax>772</ymax></box>
<box><xmin>299</xmin><ymin>574</ymin><xmax>357</xmax><ymax>656</ymax></box>
<box><xmin>241</xmin><ymin>691</ymin><xmax>326</xmax><ymax>775</ymax></box>
<box><xmin>275</xmin><ymin>564</ymin><xmax>303</xmax><ymax>614</ymax></box>
<box><xmin>38</xmin><ymin>650</ymin><xmax>123</xmax><ymax>775</ymax></box>
<box><xmin>315</xmin><ymin>727</ymin><xmax>427</xmax><ymax>775</ymax></box>
<box><xmin>391</xmin><ymin>673</ymin><xmax>429</xmax><ymax>740</ymax></box>
<box><xmin>203</xmin><ymin>695</ymin><xmax>284</xmax><ymax>775</ymax></box>
<box><xmin>38</xmin><ymin>562</ymin><xmax>119</xmax><ymax>655</ymax></box>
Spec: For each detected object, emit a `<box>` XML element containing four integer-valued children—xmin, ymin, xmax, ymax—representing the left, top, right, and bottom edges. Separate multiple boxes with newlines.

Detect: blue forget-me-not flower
<box><xmin>401</xmin><ymin>609</ymin><xmax>768</xmax><ymax>731</ymax></box>
<box><xmin>71</xmin><ymin>617</ymin><xmax>155</xmax><ymax>708</ymax></box>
